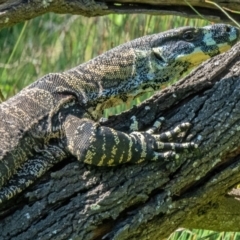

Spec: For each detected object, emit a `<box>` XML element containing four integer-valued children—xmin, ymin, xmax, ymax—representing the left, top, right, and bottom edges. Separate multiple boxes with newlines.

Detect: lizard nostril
<box><xmin>226</xmin><ymin>26</ymin><xmax>231</xmax><ymax>33</ymax></box>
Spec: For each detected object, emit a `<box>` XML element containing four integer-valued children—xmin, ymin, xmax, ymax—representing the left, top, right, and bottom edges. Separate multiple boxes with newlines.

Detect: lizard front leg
<box><xmin>63</xmin><ymin>115</ymin><xmax>196</xmax><ymax>166</ymax></box>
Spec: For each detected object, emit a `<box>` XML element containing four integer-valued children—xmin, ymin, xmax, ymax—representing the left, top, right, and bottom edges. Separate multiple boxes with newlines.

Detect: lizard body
<box><xmin>0</xmin><ymin>24</ymin><xmax>239</xmax><ymax>203</ymax></box>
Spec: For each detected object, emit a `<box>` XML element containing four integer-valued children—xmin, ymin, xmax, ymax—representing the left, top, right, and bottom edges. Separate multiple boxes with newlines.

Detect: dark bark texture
<box><xmin>1</xmin><ymin>41</ymin><xmax>240</xmax><ymax>240</ymax></box>
<box><xmin>0</xmin><ymin>0</ymin><xmax>240</xmax><ymax>29</ymax></box>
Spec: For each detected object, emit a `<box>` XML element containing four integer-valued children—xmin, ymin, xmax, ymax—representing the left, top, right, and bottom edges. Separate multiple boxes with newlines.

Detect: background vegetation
<box><xmin>0</xmin><ymin>13</ymin><xmax>239</xmax><ymax>239</ymax></box>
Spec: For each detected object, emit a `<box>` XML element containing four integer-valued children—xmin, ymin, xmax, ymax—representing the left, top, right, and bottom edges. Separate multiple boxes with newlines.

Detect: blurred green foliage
<box><xmin>0</xmin><ymin>12</ymin><xmax>237</xmax><ymax>239</ymax></box>
<box><xmin>169</xmin><ymin>228</ymin><xmax>240</xmax><ymax>240</ymax></box>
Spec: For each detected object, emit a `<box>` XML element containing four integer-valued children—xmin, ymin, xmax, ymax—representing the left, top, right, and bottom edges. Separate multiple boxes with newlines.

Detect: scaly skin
<box><xmin>0</xmin><ymin>24</ymin><xmax>239</xmax><ymax>204</ymax></box>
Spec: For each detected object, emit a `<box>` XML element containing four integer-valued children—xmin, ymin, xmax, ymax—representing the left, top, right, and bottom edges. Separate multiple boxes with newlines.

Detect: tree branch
<box><xmin>1</xmin><ymin>42</ymin><xmax>240</xmax><ymax>240</ymax></box>
<box><xmin>0</xmin><ymin>0</ymin><xmax>240</xmax><ymax>29</ymax></box>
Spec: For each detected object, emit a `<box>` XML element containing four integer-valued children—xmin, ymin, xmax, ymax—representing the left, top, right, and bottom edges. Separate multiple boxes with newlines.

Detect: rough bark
<box><xmin>0</xmin><ymin>0</ymin><xmax>240</xmax><ymax>29</ymax></box>
<box><xmin>0</xmin><ymin>41</ymin><xmax>240</xmax><ymax>240</ymax></box>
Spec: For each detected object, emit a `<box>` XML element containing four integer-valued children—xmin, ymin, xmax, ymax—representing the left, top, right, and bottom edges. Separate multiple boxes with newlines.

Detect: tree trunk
<box><xmin>0</xmin><ymin>0</ymin><xmax>240</xmax><ymax>29</ymax></box>
<box><xmin>1</xmin><ymin>40</ymin><xmax>240</xmax><ymax>240</ymax></box>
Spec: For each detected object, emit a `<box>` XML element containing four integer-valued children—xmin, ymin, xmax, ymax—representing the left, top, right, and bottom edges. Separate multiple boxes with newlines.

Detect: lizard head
<box><xmin>149</xmin><ymin>24</ymin><xmax>239</xmax><ymax>70</ymax></box>
<box><xmin>129</xmin><ymin>23</ymin><xmax>239</xmax><ymax>91</ymax></box>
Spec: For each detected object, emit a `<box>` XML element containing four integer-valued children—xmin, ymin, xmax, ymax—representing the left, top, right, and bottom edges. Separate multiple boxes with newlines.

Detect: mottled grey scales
<box><xmin>0</xmin><ymin>24</ymin><xmax>239</xmax><ymax>204</ymax></box>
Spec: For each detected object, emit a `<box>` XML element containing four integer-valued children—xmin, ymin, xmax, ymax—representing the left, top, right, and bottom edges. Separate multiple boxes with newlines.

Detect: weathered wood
<box><xmin>0</xmin><ymin>0</ymin><xmax>240</xmax><ymax>29</ymax></box>
<box><xmin>1</xmin><ymin>41</ymin><xmax>240</xmax><ymax>240</ymax></box>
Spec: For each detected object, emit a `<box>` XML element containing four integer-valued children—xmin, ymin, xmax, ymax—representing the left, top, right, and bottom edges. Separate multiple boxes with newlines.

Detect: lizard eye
<box><xmin>182</xmin><ymin>30</ymin><xmax>196</xmax><ymax>41</ymax></box>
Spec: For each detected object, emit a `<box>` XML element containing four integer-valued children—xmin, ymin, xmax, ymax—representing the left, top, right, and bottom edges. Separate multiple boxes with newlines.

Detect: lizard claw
<box><xmin>146</xmin><ymin>117</ymin><xmax>165</xmax><ymax>134</ymax></box>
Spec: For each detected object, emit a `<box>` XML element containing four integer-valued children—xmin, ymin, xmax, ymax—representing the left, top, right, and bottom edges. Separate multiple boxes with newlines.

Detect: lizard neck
<box><xmin>65</xmin><ymin>52</ymin><xmax>191</xmax><ymax>121</ymax></box>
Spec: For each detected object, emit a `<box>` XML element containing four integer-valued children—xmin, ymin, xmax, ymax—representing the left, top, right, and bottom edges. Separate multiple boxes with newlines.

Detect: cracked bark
<box><xmin>0</xmin><ymin>41</ymin><xmax>240</xmax><ymax>240</ymax></box>
<box><xmin>0</xmin><ymin>0</ymin><xmax>240</xmax><ymax>29</ymax></box>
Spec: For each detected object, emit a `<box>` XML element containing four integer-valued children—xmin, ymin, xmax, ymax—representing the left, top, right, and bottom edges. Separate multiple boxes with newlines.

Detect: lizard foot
<box><xmin>146</xmin><ymin>118</ymin><xmax>197</xmax><ymax>161</ymax></box>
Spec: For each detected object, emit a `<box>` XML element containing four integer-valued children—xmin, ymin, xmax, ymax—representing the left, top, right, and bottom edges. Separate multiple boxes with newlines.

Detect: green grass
<box><xmin>0</xmin><ymin>12</ymin><xmax>238</xmax><ymax>239</ymax></box>
<box><xmin>169</xmin><ymin>229</ymin><xmax>240</xmax><ymax>240</ymax></box>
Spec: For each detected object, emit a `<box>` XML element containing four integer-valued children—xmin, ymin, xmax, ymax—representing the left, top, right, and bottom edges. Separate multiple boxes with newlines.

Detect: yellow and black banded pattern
<box><xmin>0</xmin><ymin>24</ymin><xmax>239</xmax><ymax>203</ymax></box>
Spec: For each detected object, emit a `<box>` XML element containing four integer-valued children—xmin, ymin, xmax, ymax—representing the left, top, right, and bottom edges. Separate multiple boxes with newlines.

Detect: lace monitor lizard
<box><xmin>0</xmin><ymin>24</ymin><xmax>239</xmax><ymax>204</ymax></box>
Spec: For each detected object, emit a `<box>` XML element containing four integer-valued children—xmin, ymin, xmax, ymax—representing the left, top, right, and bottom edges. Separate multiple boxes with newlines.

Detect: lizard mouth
<box><xmin>218</xmin><ymin>43</ymin><xmax>232</xmax><ymax>53</ymax></box>
<box><xmin>176</xmin><ymin>44</ymin><xmax>231</xmax><ymax>67</ymax></box>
